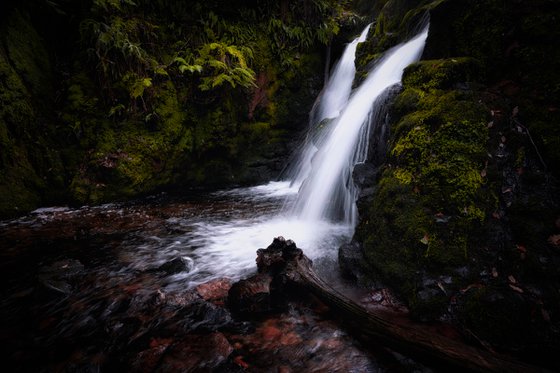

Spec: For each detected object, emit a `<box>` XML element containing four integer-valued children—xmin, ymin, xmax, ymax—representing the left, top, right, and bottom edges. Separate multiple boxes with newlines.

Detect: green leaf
<box><xmin>108</xmin><ymin>104</ymin><xmax>125</xmax><ymax>117</ymax></box>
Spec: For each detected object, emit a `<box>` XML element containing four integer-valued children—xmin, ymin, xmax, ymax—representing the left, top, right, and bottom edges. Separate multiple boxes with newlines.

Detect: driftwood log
<box><xmin>230</xmin><ymin>237</ymin><xmax>547</xmax><ymax>372</ymax></box>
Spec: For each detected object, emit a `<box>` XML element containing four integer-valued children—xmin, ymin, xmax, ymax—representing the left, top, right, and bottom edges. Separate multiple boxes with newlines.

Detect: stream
<box><xmin>0</xmin><ymin>184</ymin><xmax>389</xmax><ymax>372</ymax></box>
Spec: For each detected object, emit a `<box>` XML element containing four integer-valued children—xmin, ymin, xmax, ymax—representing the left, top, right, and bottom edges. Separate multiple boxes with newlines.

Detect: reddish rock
<box><xmin>131</xmin><ymin>338</ymin><xmax>173</xmax><ymax>373</ymax></box>
<box><xmin>228</xmin><ymin>273</ymin><xmax>273</xmax><ymax>315</ymax></box>
<box><xmin>233</xmin><ymin>355</ymin><xmax>250</xmax><ymax>369</ymax></box>
<box><xmin>260</xmin><ymin>323</ymin><xmax>282</xmax><ymax>341</ymax></box>
<box><xmin>196</xmin><ymin>278</ymin><xmax>232</xmax><ymax>304</ymax></box>
<box><xmin>157</xmin><ymin>333</ymin><xmax>233</xmax><ymax>372</ymax></box>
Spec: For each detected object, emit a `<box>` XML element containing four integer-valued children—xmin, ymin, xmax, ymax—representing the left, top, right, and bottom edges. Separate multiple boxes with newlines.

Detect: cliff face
<box><xmin>0</xmin><ymin>10</ymin><xmax>69</xmax><ymax>217</ymax></box>
<box><xmin>0</xmin><ymin>0</ymin><xmax>364</xmax><ymax>218</ymax></box>
<box><xmin>353</xmin><ymin>0</ymin><xmax>560</xmax><ymax>363</ymax></box>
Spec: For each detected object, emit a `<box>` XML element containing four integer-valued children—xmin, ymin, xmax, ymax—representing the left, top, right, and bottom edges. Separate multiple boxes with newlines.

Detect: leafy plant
<box><xmin>194</xmin><ymin>42</ymin><xmax>256</xmax><ymax>91</ymax></box>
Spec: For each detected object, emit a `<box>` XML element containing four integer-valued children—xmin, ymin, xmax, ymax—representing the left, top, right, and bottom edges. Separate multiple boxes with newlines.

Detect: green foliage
<box><xmin>173</xmin><ymin>56</ymin><xmax>202</xmax><ymax>74</ymax></box>
<box><xmin>1</xmin><ymin>0</ymin><xmax>344</xmax><ymax>207</ymax></box>
<box><xmin>119</xmin><ymin>72</ymin><xmax>152</xmax><ymax>99</ymax></box>
<box><xmin>93</xmin><ymin>0</ymin><xmax>137</xmax><ymax>12</ymax></box>
<box><xmin>195</xmin><ymin>42</ymin><xmax>256</xmax><ymax>91</ymax></box>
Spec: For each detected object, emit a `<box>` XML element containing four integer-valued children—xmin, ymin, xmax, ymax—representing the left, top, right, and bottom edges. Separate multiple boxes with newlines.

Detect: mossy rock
<box><xmin>358</xmin><ymin>56</ymin><xmax>493</xmax><ymax>318</ymax></box>
<box><xmin>401</xmin><ymin>58</ymin><xmax>483</xmax><ymax>91</ymax></box>
<box><xmin>68</xmin><ymin>80</ymin><xmax>192</xmax><ymax>204</ymax></box>
<box><xmin>3</xmin><ymin>10</ymin><xmax>53</xmax><ymax>99</ymax></box>
<box><xmin>0</xmin><ymin>9</ymin><xmax>66</xmax><ymax>218</ymax></box>
<box><xmin>459</xmin><ymin>287</ymin><xmax>533</xmax><ymax>349</ymax></box>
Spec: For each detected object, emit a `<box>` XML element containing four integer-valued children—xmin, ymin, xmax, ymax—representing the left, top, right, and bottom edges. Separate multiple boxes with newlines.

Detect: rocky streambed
<box><xmin>0</xmin><ymin>187</ymin><xmax>430</xmax><ymax>372</ymax></box>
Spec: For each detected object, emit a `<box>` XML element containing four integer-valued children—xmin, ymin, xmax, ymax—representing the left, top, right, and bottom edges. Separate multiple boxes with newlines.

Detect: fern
<box><xmin>193</xmin><ymin>41</ymin><xmax>256</xmax><ymax>91</ymax></box>
<box><xmin>122</xmin><ymin>73</ymin><xmax>152</xmax><ymax>99</ymax></box>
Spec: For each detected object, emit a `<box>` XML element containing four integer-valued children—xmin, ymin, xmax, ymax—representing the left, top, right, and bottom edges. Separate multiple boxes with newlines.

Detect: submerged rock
<box><xmin>153</xmin><ymin>256</ymin><xmax>193</xmax><ymax>275</ymax></box>
<box><xmin>37</xmin><ymin>259</ymin><xmax>84</xmax><ymax>295</ymax></box>
<box><xmin>156</xmin><ymin>333</ymin><xmax>233</xmax><ymax>372</ymax></box>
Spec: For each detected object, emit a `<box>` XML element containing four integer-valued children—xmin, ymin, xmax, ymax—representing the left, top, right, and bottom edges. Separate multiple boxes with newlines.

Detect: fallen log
<box><xmin>238</xmin><ymin>237</ymin><xmax>548</xmax><ymax>372</ymax></box>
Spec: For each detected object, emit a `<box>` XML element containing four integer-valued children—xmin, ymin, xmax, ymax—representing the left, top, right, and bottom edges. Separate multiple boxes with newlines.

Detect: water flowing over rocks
<box><xmin>0</xmin><ymin>195</ymin><xmax>414</xmax><ymax>371</ymax></box>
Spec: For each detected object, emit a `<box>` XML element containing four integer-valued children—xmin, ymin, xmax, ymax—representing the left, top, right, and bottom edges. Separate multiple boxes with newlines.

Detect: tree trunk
<box><xmin>247</xmin><ymin>237</ymin><xmax>548</xmax><ymax>373</ymax></box>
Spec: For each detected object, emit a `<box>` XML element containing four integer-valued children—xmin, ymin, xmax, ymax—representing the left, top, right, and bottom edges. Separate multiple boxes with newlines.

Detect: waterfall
<box><xmin>285</xmin><ymin>24</ymin><xmax>371</xmax><ymax>188</ymax></box>
<box><xmin>315</xmin><ymin>24</ymin><xmax>371</xmax><ymax>122</ymax></box>
<box><xmin>288</xmin><ymin>25</ymin><xmax>429</xmax><ymax>227</ymax></box>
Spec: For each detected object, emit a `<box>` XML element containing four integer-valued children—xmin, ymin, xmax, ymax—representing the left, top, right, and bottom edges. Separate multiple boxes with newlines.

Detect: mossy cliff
<box><xmin>353</xmin><ymin>0</ymin><xmax>560</xmax><ymax>363</ymax></box>
<box><xmin>0</xmin><ymin>10</ymin><xmax>69</xmax><ymax>217</ymax></box>
<box><xmin>60</xmin><ymin>0</ymin><xmax>344</xmax><ymax>205</ymax></box>
<box><xmin>0</xmin><ymin>0</ymin><xmax>366</xmax><ymax>217</ymax></box>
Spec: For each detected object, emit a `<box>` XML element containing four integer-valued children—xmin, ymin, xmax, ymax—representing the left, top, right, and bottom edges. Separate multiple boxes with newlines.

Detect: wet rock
<box><xmin>228</xmin><ymin>273</ymin><xmax>273</xmax><ymax>316</ymax></box>
<box><xmin>358</xmin><ymin>186</ymin><xmax>376</xmax><ymax>199</ymax></box>
<box><xmin>156</xmin><ymin>333</ymin><xmax>233</xmax><ymax>372</ymax></box>
<box><xmin>196</xmin><ymin>278</ymin><xmax>232</xmax><ymax>304</ymax></box>
<box><xmin>228</xmin><ymin>310</ymin><xmax>385</xmax><ymax>373</ymax></box>
<box><xmin>163</xmin><ymin>299</ymin><xmax>236</xmax><ymax>334</ymax></box>
<box><xmin>131</xmin><ymin>338</ymin><xmax>173</xmax><ymax>373</ymax></box>
<box><xmin>352</xmin><ymin>162</ymin><xmax>378</xmax><ymax>188</ymax></box>
<box><xmin>154</xmin><ymin>256</ymin><xmax>193</xmax><ymax>275</ymax></box>
<box><xmin>37</xmin><ymin>259</ymin><xmax>84</xmax><ymax>295</ymax></box>
<box><xmin>164</xmin><ymin>289</ymin><xmax>203</xmax><ymax>308</ymax></box>
<box><xmin>338</xmin><ymin>241</ymin><xmax>365</xmax><ymax>281</ymax></box>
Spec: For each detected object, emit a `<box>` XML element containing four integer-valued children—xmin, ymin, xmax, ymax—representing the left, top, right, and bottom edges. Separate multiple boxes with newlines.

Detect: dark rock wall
<box><xmin>0</xmin><ymin>10</ymin><xmax>69</xmax><ymax>217</ymax></box>
<box><xmin>352</xmin><ymin>0</ymin><xmax>560</xmax><ymax>363</ymax></box>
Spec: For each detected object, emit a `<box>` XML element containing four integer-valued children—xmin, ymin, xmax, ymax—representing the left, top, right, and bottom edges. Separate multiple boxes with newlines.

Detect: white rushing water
<box><xmin>51</xmin><ymin>25</ymin><xmax>427</xmax><ymax>289</ymax></box>
<box><xmin>316</xmin><ymin>24</ymin><xmax>372</xmax><ymax>122</ymax></box>
<box><xmin>172</xmin><ymin>25</ymin><xmax>430</xmax><ymax>287</ymax></box>
<box><xmin>287</xmin><ymin>24</ymin><xmax>371</xmax><ymax>187</ymax></box>
<box><xmin>290</xmin><ymin>26</ymin><xmax>429</xmax><ymax>226</ymax></box>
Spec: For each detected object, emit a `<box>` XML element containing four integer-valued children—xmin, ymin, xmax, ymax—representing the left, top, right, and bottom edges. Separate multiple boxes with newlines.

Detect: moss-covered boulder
<box><xmin>356</xmin><ymin>58</ymin><xmax>491</xmax><ymax>318</ymax></box>
<box><xmin>354</xmin><ymin>0</ymin><xmax>560</xmax><ymax>361</ymax></box>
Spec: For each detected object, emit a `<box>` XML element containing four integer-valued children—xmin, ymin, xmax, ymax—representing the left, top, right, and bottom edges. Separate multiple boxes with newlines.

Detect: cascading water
<box><xmin>287</xmin><ymin>24</ymin><xmax>371</xmax><ymax>187</ymax></box>
<box><xmin>315</xmin><ymin>24</ymin><xmax>371</xmax><ymax>122</ymax></box>
<box><xmin>175</xmin><ymin>24</ymin><xmax>431</xmax><ymax>286</ymax></box>
<box><xmin>1</xmin><ymin>22</ymin><xmax>436</xmax><ymax>371</ymax></box>
<box><xmin>289</xmin><ymin>26</ymin><xmax>429</xmax><ymax>227</ymax></box>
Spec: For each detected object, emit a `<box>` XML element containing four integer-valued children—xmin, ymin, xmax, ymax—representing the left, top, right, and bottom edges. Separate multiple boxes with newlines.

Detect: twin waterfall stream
<box><xmin>182</xmin><ymin>24</ymin><xmax>429</xmax><ymax>286</ymax></box>
<box><xmin>1</xmin><ymin>25</ymin><xmax>430</xmax><ymax>290</ymax></box>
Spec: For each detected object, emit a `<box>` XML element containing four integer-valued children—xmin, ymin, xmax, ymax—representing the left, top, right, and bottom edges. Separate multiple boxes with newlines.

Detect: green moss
<box><xmin>68</xmin><ymin>80</ymin><xmax>192</xmax><ymax>204</ymax></box>
<box><xmin>401</xmin><ymin>58</ymin><xmax>483</xmax><ymax>91</ymax></box>
<box><xmin>359</xmin><ymin>58</ymin><xmax>496</xmax><ymax>317</ymax></box>
<box><xmin>355</xmin><ymin>0</ymin><xmax>444</xmax><ymax>77</ymax></box>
